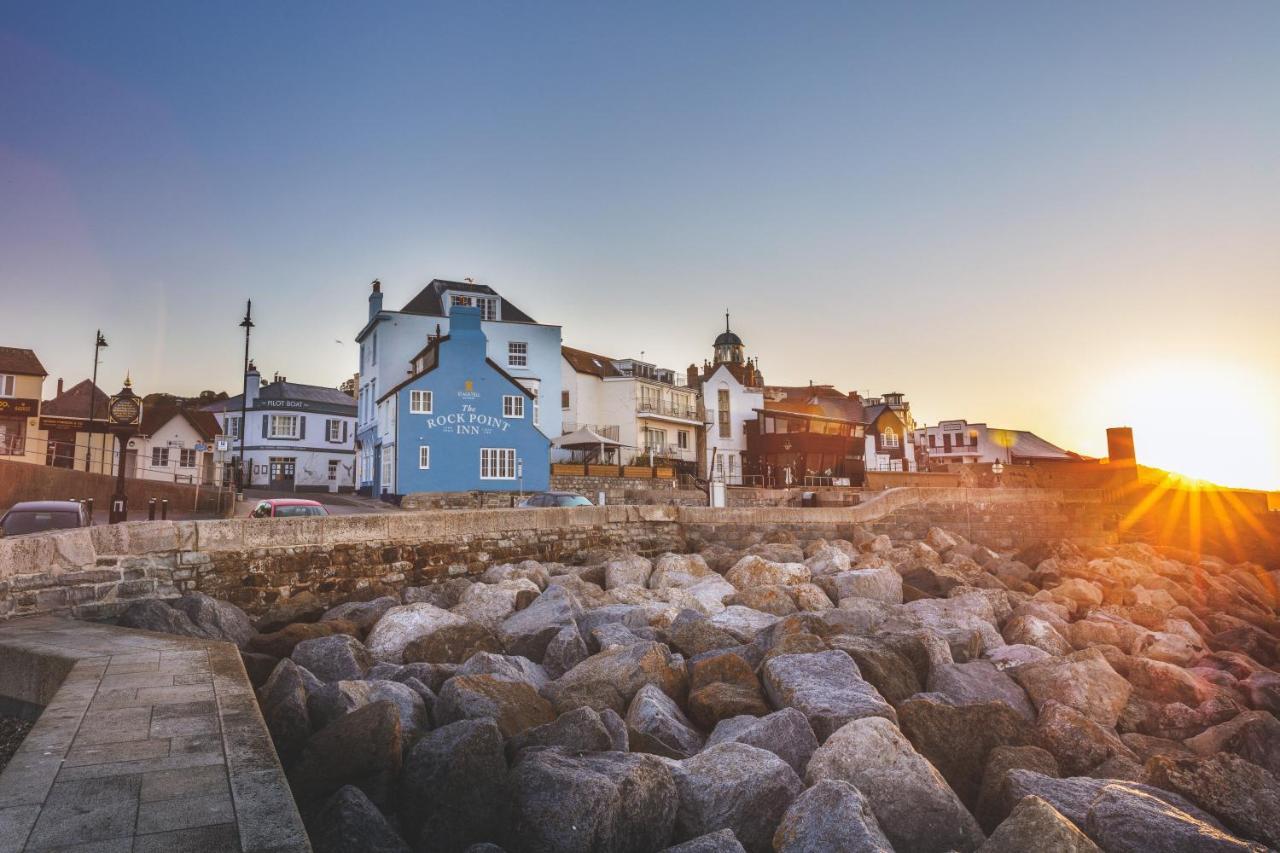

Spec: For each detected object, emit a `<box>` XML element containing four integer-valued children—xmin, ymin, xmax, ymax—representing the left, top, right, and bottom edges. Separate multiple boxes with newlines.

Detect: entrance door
<box><xmin>269</xmin><ymin>456</ymin><xmax>296</xmax><ymax>487</ymax></box>
<box><xmin>372</xmin><ymin>444</ymin><xmax>382</xmax><ymax>496</ymax></box>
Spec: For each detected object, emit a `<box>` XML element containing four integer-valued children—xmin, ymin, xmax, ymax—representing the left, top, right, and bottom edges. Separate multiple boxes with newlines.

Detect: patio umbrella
<box><xmin>552</xmin><ymin>427</ymin><xmax>630</xmax><ymax>463</ymax></box>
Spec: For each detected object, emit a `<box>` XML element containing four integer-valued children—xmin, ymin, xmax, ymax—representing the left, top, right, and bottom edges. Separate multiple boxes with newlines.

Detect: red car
<box><xmin>248</xmin><ymin>498</ymin><xmax>329</xmax><ymax>519</ymax></box>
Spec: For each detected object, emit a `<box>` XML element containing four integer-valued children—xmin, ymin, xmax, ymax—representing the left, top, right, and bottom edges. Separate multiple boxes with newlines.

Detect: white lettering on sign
<box><xmin>261</xmin><ymin>400</ymin><xmax>306</xmax><ymax>408</ymax></box>
<box><xmin>422</xmin><ymin>411</ymin><xmax>511</xmax><ymax>435</ymax></box>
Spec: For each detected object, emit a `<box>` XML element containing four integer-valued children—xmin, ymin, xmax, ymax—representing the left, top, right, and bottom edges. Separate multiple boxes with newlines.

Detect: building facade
<box><xmin>749</xmin><ymin>384</ymin><xmax>866</xmax><ymax>485</ymax></box>
<box><xmin>354</xmin><ymin>278</ymin><xmax>561</xmax><ymax>493</ymax></box>
<box><xmin>864</xmin><ymin>393</ymin><xmax>918</xmax><ymax>472</ymax></box>
<box><xmin>686</xmin><ymin>317</ymin><xmax>765</xmax><ymax>484</ymax></box>
<box><xmin>914</xmin><ymin>419</ymin><xmax>1073</xmax><ymax>466</ymax></box>
<box><xmin>40</xmin><ymin>378</ymin><xmax>116</xmax><ymax>474</ymax></box>
<box><xmin>378</xmin><ymin>306</ymin><xmax>550</xmax><ymax>495</ymax></box>
<box><xmin>0</xmin><ymin>347</ymin><xmax>47</xmax><ymax>466</ymax></box>
<box><xmin>129</xmin><ymin>408</ymin><xmax>225</xmax><ymax>485</ymax></box>
<box><xmin>561</xmin><ymin>347</ymin><xmax>700</xmax><ymax>466</ymax></box>
<box><xmin>205</xmin><ymin>368</ymin><xmax>357</xmax><ymax>492</ymax></box>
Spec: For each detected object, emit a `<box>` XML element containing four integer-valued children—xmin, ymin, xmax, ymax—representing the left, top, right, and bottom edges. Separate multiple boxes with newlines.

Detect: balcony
<box><xmin>637</xmin><ymin>400</ymin><xmax>700</xmax><ymax>422</ymax></box>
<box><xmin>638</xmin><ymin>441</ymin><xmax>697</xmax><ymax>463</ymax></box>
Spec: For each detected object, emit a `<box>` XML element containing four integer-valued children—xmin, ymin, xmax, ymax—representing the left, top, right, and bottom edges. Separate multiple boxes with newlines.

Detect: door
<box><xmin>269</xmin><ymin>457</ymin><xmax>296</xmax><ymax>487</ymax></box>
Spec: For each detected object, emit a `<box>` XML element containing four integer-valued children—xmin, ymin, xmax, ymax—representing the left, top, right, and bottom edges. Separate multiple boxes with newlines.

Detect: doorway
<box><xmin>268</xmin><ymin>456</ymin><xmax>296</xmax><ymax>487</ymax></box>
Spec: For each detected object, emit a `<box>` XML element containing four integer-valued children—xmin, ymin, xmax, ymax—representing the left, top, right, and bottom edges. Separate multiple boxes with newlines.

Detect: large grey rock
<box><xmin>708</xmin><ymin>606</ymin><xmax>778</xmax><ymax>642</ymax></box>
<box><xmin>436</xmin><ymin>673</ymin><xmax>555</xmax><ymax>737</ymax></box>
<box><xmin>117</xmin><ymin>599</ymin><xmax>211</xmax><ymax>639</ymax></box>
<box><xmin>825</xmin><ymin>635</ymin><xmax>922</xmax><ymax>705</ymax></box>
<box><xmin>320</xmin><ymin>596</ymin><xmax>398</xmax><ymax>632</ymax></box>
<box><xmin>627</xmin><ymin>683</ymin><xmax>705</xmax><ymax>759</ymax></box>
<box><xmin>1085</xmin><ymin>783</ymin><xmax>1265</xmax><ymax>852</ymax></box>
<box><xmin>1035</xmin><ymin>700</ymin><xmax>1136</xmax><ymax>776</ymax></box>
<box><xmin>724</xmin><ymin>556</ymin><xmax>810</xmax><ymax>590</ymax></box>
<box><xmin>289</xmin><ymin>700</ymin><xmax>403</xmax><ymax>810</ymax></box>
<box><xmin>452</xmin><ymin>579</ymin><xmax>540</xmax><ymax>630</ymax></box>
<box><xmin>1001</xmin><ymin>613</ymin><xmax>1073</xmax><ymax>656</ymax></box>
<box><xmin>509</xmin><ymin>748</ymin><xmax>678</xmax><ymax>853</ymax></box>
<box><xmin>806</xmin><ymin>716</ymin><xmax>985</xmax><ymax>853</ymax></box>
<box><xmin>498</xmin><ymin>585</ymin><xmax>583</xmax><ymax>662</ymax></box>
<box><xmin>506</xmin><ymin>706</ymin><xmax>615</xmax><ymax>758</ymax></box>
<box><xmin>258</xmin><ymin>658</ymin><xmax>316</xmax><ymax>765</ymax></box>
<box><xmin>978</xmin><ymin>795</ymin><xmax>1098</xmax><ymax>853</ymax></box>
<box><xmin>292</xmin><ymin>634</ymin><xmax>375</xmax><ymax>682</ymax></box>
<box><xmin>456</xmin><ymin>651</ymin><xmax>550</xmax><ymax>690</ymax></box>
<box><xmin>997</xmin><ymin>771</ymin><xmax>1225</xmax><ymax>837</ymax></box>
<box><xmin>902</xmin><ymin>594</ymin><xmax>1005</xmax><ymax>657</ymax></box>
<box><xmin>542</xmin><ymin>640</ymin><xmax>688</xmax><ymax>716</ymax></box>
<box><xmin>927</xmin><ymin>660</ymin><xmax>1035</xmax><ymax>720</ymax></box>
<box><xmin>1009</xmin><ymin>647</ymin><xmax>1132</xmax><ymax>727</ymax></box>
<box><xmin>171</xmin><ymin>592</ymin><xmax>255</xmax><ymax>647</ymax></box>
<box><xmin>666</xmin><ymin>610</ymin><xmax>742</xmax><ymax>657</ymax></box>
<box><xmin>1146</xmin><ymin>752</ymin><xmax>1280</xmax><ymax>849</ymax></box>
<box><xmin>1183</xmin><ymin>710</ymin><xmax>1280</xmax><ymax>778</ymax></box>
<box><xmin>772</xmin><ymin>778</ymin><xmax>893</xmax><ymax>853</ymax></box>
<box><xmin>542</xmin><ymin>623</ymin><xmax>590</xmax><ymax>679</ymax></box>
<box><xmin>605</xmin><ymin>554</ymin><xmax>654</xmax><ymax>590</ymax></box>
<box><xmin>761</xmin><ymin>650</ymin><xmax>896</xmax><ymax>742</ymax></box>
<box><xmin>307</xmin><ymin>679</ymin><xmax>427</xmax><ymax>736</ymax></box>
<box><xmin>650</xmin><ymin>553</ymin><xmax>715</xmax><ymax>590</ymax></box>
<box><xmin>660</xmin><ymin>829</ymin><xmax>746</xmax><ymax>852</ymax></box>
<box><xmin>366</xmin><ymin>603</ymin><xmax>469</xmax><ymax>663</ymax></box>
<box><xmin>399</xmin><ymin>718</ymin><xmax>508</xmax><ymax>851</ymax></box>
<box><xmin>704</xmin><ymin>709</ymin><xmax>817</xmax><ymax>778</ymax></box>
<box><xmin>825</xmin><ymin>567</ymin><xmax>903</xmax><ymax>605</ymax></box>
<box><xmin>309</xmin><ymin>785</ymin><xmax>411</xmax><ymax>853</ymax></box>
<box><xmin>403</xmin><ymin>620</ymin><xmax>502</xmax><ymax>665</ymax></box>
<box><xmin>257</xmin><ymin>590</ymin><xmax>326</xmax><ymax>632</ymax></box>
<box><xmin>668</xmin><ymin>742</ymin><xmax>803</xmax><ymax>853</ymax></box>
<box><xmin>975</xmin><ymin>746</ymin><xmax>1061</xmax><ymax>832</ymax></box>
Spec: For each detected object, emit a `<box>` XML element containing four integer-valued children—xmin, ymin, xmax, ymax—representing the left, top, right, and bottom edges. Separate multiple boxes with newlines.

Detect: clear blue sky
<box><xmin>2</xmin><ymin>2</ymin><xmax>1278</xmax><ymax>487</ymax></box>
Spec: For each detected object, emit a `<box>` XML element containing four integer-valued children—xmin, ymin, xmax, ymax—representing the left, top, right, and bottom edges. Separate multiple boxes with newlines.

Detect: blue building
<box><xmin>353</xmin><ymin>278</ymin><xmax>561</xmax><ymax>494</ymax></box>
<box><xmin>376</xmin><ymin>306</ymin><xmax>550</xmax><ymax>496</ymax></box>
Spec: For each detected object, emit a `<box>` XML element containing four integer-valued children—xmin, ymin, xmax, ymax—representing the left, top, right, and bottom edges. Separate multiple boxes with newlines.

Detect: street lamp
<box><xmin>106</xmin><ymin>376</ymin><xmax>143</xmax><ymax>523</ymax></box>
<box><xmin>236</xmin><ymin>300</ymin><xmax>254</xmax><ymax>498</ymax></box>
<box><xmin>86</xmin><ymin>330</ymin><xmax>108</xmax><ymax>472</ymax></box>
<box><xmin>991</xmin><ymin>460</ymin><xmax>1005</xmax><ymax>487</ymax></box>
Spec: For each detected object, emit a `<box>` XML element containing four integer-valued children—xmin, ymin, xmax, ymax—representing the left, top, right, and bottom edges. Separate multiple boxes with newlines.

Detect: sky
<box><xmin>2</xmin><ymin>2</ymin><xmax>1278</xmax><ymax>489</ymax></box>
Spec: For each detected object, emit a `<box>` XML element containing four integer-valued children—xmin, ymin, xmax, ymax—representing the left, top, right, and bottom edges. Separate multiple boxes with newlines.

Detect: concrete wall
<box><xmin>0</xmin><ymin>487</ymin><xmax>1118</xmax><ymax>621</ymax></box>
<box><xmin>865</xmin><ymin>471</ymin><xmax>962</xmax><ymax>490</ymax></box>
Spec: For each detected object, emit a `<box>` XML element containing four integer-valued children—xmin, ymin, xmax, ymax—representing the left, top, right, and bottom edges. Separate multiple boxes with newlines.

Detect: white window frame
<box><xmin>269</xmin><ymin>414</ymin><xmax>299</xmax><ymax>439</ymax></box>
<box><xmin>476</xmin><ymin>296</ymin><xmax>498</xmax><ymax>320</ymax></box>
<box><xmin>503</xmin><ymin>395</ymin><xmax>525</xmax><ymax>418</ymax></box>
<box><xmin>450</xmin><ymin>293</ymin><xmax>474</xmax><ymax>308</ymax></box>
<box><xmin>326</xmin><ymin>419</ymin><xmax>341</xmax><ymax>442</ymax></box>
<box><xmin>507</xmin><ymin>341</ymin><xmax>528</xmax><ymax>367</ymax></box>
<box><xmin>410</xmin><ymin>390</ymin><xmax>433</xmax><ymax>414</ymax></box>
<box><xmin>882</xmin><ymin>428</ymin><xmax>899</xmax><ymax>448</ymax></box>
<box><xmin>418</xmin><ymin>445</ymin><xmax>431</xmax><ymax>469</ymax></box>
<box><xmin>677</xmin><ymin>430</ymin><xmax>689</xmax><ymax>449</ymax></box>
<box><xmin>480</xmin><ymin>447</ymin><xmax>517</xmax><ymax>480</ymax></box>
<box><xmin>328</xmin><ymin>459</ymin><xmax>339</xmax><ymax>480</ymax></box>
<box><xmin>151</xmin><ymin>447</ymin><xmax>169</xmax><ymax>467</ymax></box>
<box><xmin>381</xmin><ymin>451</ymin><xmax>393</xmax><ymax>492</ymax></box>
<box><xmin>178</xmin><ymin>448</ymin><xmax>197</xmax><ymax>468</ymax></box>
<box><xmin>532</xmin><ymin>393</ymin><xmax>539</xmax><ymax>426</ymax></box>
<box><xmin>0</xmin><ymin>374</ymin><xmax>14</xmax><ymax>397</ymax></box>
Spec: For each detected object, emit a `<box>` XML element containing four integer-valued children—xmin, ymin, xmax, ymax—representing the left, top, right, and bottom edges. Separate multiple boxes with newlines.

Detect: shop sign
<box><xmin>0</xmin><ymin>398</ymin><xmax>38</xmax><ymax>417</ymax></box>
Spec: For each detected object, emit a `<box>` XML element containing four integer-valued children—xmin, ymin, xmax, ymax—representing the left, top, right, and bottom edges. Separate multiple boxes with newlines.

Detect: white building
<box><xmin>914</xmin><ymin>419</ymin><xmax>1073</xmax><ymax>466</ymax></box>
<box><xmin>354</xmin><ymin>278</ymin><xmax>562</xmax><ymax>494</ymax></box>
<box><xmin>560</xmin><ymin>347</ymin><xmax>700</xmax><ymax>465</ymax></box>
<box><xmin>686</xmin><ymin>317</ymin><xmax>765</xmax><ymax>485</ymax></box>
<box><xmin>205</xmin><ymin>365</ymin><xmax>357</xmax><ymax>492</ymax></box>
<box><xmin>128</xmin><ymin>407</ymin><xmax>224</xmax><ymax>485</ymax></box>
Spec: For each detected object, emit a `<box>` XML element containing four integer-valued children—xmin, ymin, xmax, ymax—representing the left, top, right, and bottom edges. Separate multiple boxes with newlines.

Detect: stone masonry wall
<box><xmin>0</xmin><ymin>488</ymin><xmax>1118</xmax><ymax>621</ymax></box>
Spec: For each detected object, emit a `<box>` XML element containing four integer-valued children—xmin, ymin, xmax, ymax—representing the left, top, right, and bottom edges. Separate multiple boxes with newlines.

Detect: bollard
<box><xmin>84</xmin><ymin>498</ymin><xmax>94</xmax><ymax>519</ymax></box>
<box><xmin>148</xmin><ymin>498</ymin><xmax>157</xmax><ymax>520</ymax></box>
<box><xmin>160</xmin><ymin>499</ymin><xmax>169</xmax><ymax>520</ymax></box>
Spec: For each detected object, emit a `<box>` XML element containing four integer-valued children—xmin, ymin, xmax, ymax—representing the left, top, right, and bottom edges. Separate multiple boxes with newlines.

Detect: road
<box><xmin>233</xmin><ymin>489</ymin><xmax>400</xmax><ymax>517</ymax></box>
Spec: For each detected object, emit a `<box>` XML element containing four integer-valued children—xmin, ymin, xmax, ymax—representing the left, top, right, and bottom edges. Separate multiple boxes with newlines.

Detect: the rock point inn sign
<box><xmin>422</xmin><ymin>379</ymin><xmax>512</xmax><ymax>436</ymax></box>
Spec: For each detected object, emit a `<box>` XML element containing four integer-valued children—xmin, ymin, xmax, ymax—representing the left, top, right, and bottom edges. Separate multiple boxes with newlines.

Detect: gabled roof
<box><xmin>400</xmin><ymin>279</ymin><xmax>537</xmax><ymax>323</ymax></box>
<box><xmin>378</xmin><ymin>348</ymin><xmax>535</xmax><ymax>404</ymax></box>
<box><xmin>0</xmin><ymin>347</ymin><xmax>47</xmax><ymax>377</ymax></box>
<box><xmin>140</xmin><ymin>407</ymin><xmax>222</xmax><ymax>441</ymax></box>
<box><xmin>767</xmin><ymin>384</ymin><xmax>864</xmax><ymax>423</ymax></box>
<box><xmin>42</xmin><ymin>380</ymin><xmax>110</xmax><ymax>419</ymax></box>
<box><xmin>205</xmin><ymin>380</ymin><xmax>356</xmax><ymax>413</ymax></box>
<box><xmin>562</xmin><ymin>345</ymin><xmax>622</xmax><ymax>378</ymax></box>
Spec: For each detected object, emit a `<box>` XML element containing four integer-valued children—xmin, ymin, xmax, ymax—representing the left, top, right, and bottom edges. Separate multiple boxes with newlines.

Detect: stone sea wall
<box><xmin>0</xmin><ymin>488</ymin><xmax>1117</xmax><ymax>621</ymax></box>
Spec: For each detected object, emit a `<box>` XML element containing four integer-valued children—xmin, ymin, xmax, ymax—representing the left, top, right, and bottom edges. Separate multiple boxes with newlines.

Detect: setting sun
<box><xmin>1096</xmin><ymin>360</ymin><xmax>1280</xmax><ymax>491</ymax></box>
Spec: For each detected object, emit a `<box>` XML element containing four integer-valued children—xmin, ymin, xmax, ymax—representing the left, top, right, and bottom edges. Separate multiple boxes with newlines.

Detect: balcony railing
<box><xmin>637</xmin><ymin>400</ymin><xmax>699</xmax><ymax>420</ymax></box>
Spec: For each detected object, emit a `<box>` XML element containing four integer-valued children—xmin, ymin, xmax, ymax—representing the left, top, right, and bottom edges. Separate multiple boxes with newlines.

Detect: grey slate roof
<box><xmin>204</xmin><ymin>380</ymin><xmax>356</xmax><ymax>413</ymax></box>
<box><xmin>400</xmin><ymin>279</ymin><xmax>537</xmax><ymax>323</ymax></box>
<box><xmin>0</xmin><ymin>347</ymin><xmax>47</xmax><ymax>377</ymax></box>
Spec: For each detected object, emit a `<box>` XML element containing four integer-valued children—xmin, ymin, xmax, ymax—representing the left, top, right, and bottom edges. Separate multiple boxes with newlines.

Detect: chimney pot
<box><xmin>56</xmin><ymin>377</ymin><xmax>63</xmax><ymax>395</ymax></box>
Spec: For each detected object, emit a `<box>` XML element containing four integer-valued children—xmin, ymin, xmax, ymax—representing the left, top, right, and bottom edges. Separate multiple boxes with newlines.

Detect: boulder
<box><xmin>1146</xmin><ymin>752</ymin><xmax>1280</xmax><ymax>849</ymax></box>
<box><xmin>772</xmin><ymin>778</ymin><xmax>893</xmax><ymax>853</ymax></box>
<box><xmin>506</xmin><ymin>706</ymin><xmax>616</xmax><ymax>758</ymax></box>
<box><xmin>650</xmin><ymin>553</ymin><xmax>715</xmax><ymax>590</ymax></box>
<box><xmin>823</xmin><ymin>568</ymin><xmax>903</xmax><ymax>605</ymax></box>
<box><xmin>403</xmin><ymin>578</ymin><xmax>472</xmax><ymax>609</ymax></box>
<box><xmin>725</xmin><ymin>586</ymin><xmax>797</xmax><ymax>617</ymax></box>
<box><xmin>292</xmin><ymin>634</ymin><xmax>375</xmax><ymax>682</ymax></box>
<box><xmin>665</xmin><ymin>611</ymin><xmax>743</xmax><ymax>657</ymax></box>
<box><xmin>1010</xmin><ymin>647</ymin><xmax>1132</xmax><ymax>727</ymax></box>
<box><xmin>365</xmin><ymin>603</ymin><xmax>469</xmax><ymax>663</ymax></box>
<box><xmin>456</xmin><ymin>651</ymin><xmax>550</xmax><ymax>691</ymax></box>
<box><xmin>806</xmin><ymin>715</ymin><xmax>985</xmax><ymax>853</ymax></box>
<box><xmin>403</xmin><ymin>620</ymin><xmax>502</xmax><ymax>664</ymax></box>
<box><xmin>687</xmin><ymin>652</ymin><xmax>769</xmax><ymax>729</ymax></box>
<box><xmin>604</xmin><ymin>554</ymin><xmax>654</xmax><ymax>590</ymax></box>
<box><xmin>979</xmin><ymin>795</ymin><xmax>1098</xmax><ymax>853</ymax></box>
<box><xmin>708</xmin><ymin>606</ymin><xmax>779</xmax><ymax>642</ymax></box>
<box><xmin>628</xmin><ymin>683</ymin><xmax>705</xmax><ymax>759</ymax></box>
<box><xmin>451</xmin><ymin>579</ymin><xmax>540</xmax><ymax>630</ymax></box>
<box><xmin>901</xmin><ymin>595</ymin><xmax>1004</xmax><ymax>658</ymax></box>
<box><xmin>258</xmin><ymin>658</ymin><xmax>316</xmax><ymax>765</ymax></box>
<box><xmin>592</xmin><ymin>621</ymin><xmax>645</xmax><ymax>652</ymax></box>
<box><xmin>1183</xmin><ymin>710</ymin><xmax>1280</xmax><ymax>777</ymax></box>
<box><xmin>926</xmin><ymin>527</ymin><xmax>961</xmax><ymax>552</ymax></box>
<box><xmin>896</xmin><ymin>694</ymin><xmax>1036</xmax><ymax>808</ymax></box>
<box><xmin>789</xmin><ymin>583</ymin><xmax>834</xmax><ymax>612</ymax></box>
<box><xmin>660</xmin><ymin>828</ymin><xmax>746</xmax><ymax>852</ymax></box>
<box><xmin>824</xmin><ymin>635</ymin><xmax>922</xmax><ymax>705</ymax></box>
<box><xmin>309</xmin><ymin>785</ymin><xmax>411</xmax><ymax>853</ymax></box>
<box><xmin>1127</xmin><ymin>656</ymin><xmax>1213</xmax><ymax>706</ymax></box>
<box><xmin>926</xmin><ymin>660</ymin><xmax>1035</xmax><ymax>720</ymax></box>
<box><xmin>289</xmin><ymin>700</ymin><xmax>402</xmax><ymax>810</ymax></box>
<box><xmin>171</xmin><ymin>592</ymin><xmax>255</xmax><ymax>647</ymax></box>
<box><xmin>436</xmin><ymin>673</ymin><xmax>555</xmax><ymax>737</ymax></box>
<box><xmin>542</xmin><ymin>623</ymin><xmax>590</xmax><ymax>679</ymax></box>
<box><xmin>398</xmin><ymin>718</ymin><xmax>508</xmax><ymax>850</ymax></box>
<box><xmin>509</xmin><ymin>748</ymin><xmax>678</xmax><ymax>853</ymax></box>
<box><xmin>542</xmin><ymin>640</ymin><xmax>688</xmax><ymax>716</ymax></box>
<box><xmin>724</xmin><ymin>556</ymin><xmax>810</xmax><ymax>590</ymax></box>
<box><xmin>242</xmin><ymin>651</ymin><xmax>280</xmax><ymax>687</ymax></box>
<box><xmin>307</xmin><ymin>679</ymin><xmax>427</xmax><ymax>736</ymax></box>
<box><xmin>984</xmin><ymin>644</ymin><xmax>1051</xmax><ymax>670</ymax></box>
<box><xmin>1036</xmin><ymin>700</ymin><xmax>1137</xmax><ymax>776</ymax></box>
<box><xmin>668</xmin><ymin>742</ymin><xmax>803</xmax><ymax>853</ymax></box>
<box><xmin>257</xmin><ymin>590</ymin><xmax>326</xmax><ymax>632</ymax></box>
<box><xmin>498</xmin><ymin>586</ymin><xmax>583</xmax><ymax>662</ymax></box>
<box><xmin>975</xmin><ymin>745</ymin><xmax>1060</xmax><ymax>832</ymax></box>
<box><xmin>481</xmin><ymin>559</ymin><xmax>550</xmax><ymax>589</ymax></box>
<box><xmin>761</xmin><ymin>650</ymin><xmax>896</xmax><ymax>742</ymax></box>
<box><xmin>249</xmin><ymin>620</ymin><xmax>359</xmax><ymax>659</ymax></box>
<box><xmin>1085</xmin><ymin>783</ymin><xmax>1265</xmax><ymax>852</ymax></box>
<box><xmin>320</xmin><ymin>596</ymin><xmax>398</xmax><ymax>632</ymax></box>
<box><xmin>704</xmin><ymin>708</ymin><xmax>817</xmax><ymax>778</ymax></box>
<box><xmin>676</xmin><ymin>576</ymin><xmax>737</xmax><ymax>615</ymax></box>
<box><xmin>117</xmin><ymin>599</ymin><xmax>210</xmax><ymax>640</ymax></box>
<box><xmin>747</xmin><ymin>542</ymin><xmax>805</xmax><ymax>563</ymax></box>
<box><xmin>1001</xmin><ymin>614</ymin><xmax>1073</xmax><ymax>656</ymax></box>
<box><xmin>1241</xmin><ymin>670</ymin><xmax>1280</xmax><ymax>715</ymax></box>
<box><xmin>804</xmin><ymin>547</ymin><xmax>852</xmax><ymax>578</ymax></box>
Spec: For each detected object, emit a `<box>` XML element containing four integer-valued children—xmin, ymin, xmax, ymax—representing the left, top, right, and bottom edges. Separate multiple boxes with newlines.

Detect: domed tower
<box><xmin>714</xmin><ymin>312</ymin><xmax>746</xmax><ymax>366</ymax></box>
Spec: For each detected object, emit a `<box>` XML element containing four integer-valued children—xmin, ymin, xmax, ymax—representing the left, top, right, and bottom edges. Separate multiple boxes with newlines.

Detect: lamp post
<box><xmin>236</xmin><ymin>301</ymin><xmax>254</xmax><ymax>498</ymax></box>
<box><xmin>106</xmin><ymin>376</ymin><xmax>142</xmax><ymax>523</ymax></box>
<box><xmin>86</xmin><ymin>330</ymin><xmax>108</xmax><ymax>472</ymax></box>
<box><xmin>991</xmin><ymin>460</ymin><xmax>1005</xmax><ymax>488</ymax></box>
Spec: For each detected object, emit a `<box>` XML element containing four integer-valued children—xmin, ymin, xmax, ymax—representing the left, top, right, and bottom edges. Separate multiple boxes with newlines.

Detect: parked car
<box><xmin>517</xmin><ymin>491</ymin><xmax>594</xmax><ymax>508</ymax></box>
<box><xmin>248</xmin><ymin>498</ymin><xmax>330</xmax><ymax>518</ymax></box>
<box><xmin>0</xmin><ymin>500</ymin><xmax>92</xmax><ymax>537</ymax></box>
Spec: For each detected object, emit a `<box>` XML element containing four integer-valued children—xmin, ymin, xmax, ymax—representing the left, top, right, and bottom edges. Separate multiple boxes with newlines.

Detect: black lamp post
<box><xmin>106</xmin><ymin>376</ymin><xmax>142</xmax><ymax>523</ymax></box>
<box><xmin>236</xmin><ymin>300</ymin><xmax>254</xmax><ymax>497</ymax></box>
<box><xmin>86</xmin><ymin>330</ymin><xmax>108</xmax><ymax>472</ymax></box>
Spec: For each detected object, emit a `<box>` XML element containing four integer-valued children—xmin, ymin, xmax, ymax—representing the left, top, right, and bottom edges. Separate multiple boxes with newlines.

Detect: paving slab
<box><xmin>0</xmin><ymin>616</ymin><xmax>310</xmax><ymax>852</ymax></box>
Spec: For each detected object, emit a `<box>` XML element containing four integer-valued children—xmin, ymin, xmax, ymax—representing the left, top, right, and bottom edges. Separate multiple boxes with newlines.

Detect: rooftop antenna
<box><xmin>464</xmin><ymin>277</ymin><xmax>475</xmax><ymax>284</ymax></box>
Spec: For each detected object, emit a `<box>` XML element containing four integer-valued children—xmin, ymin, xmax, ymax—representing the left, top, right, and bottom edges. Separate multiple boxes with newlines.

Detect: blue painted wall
<box><xmin>393</xmin><ymin>306</ymin><xmax>550</xmax><ymax>494</ymax></box>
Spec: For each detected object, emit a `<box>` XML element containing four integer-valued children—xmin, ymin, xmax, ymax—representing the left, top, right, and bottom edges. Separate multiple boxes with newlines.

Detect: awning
<box><xmin>552</xmin><ymin>427</ymin><xmax>631</xmax><ymax>449</ymax></box>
